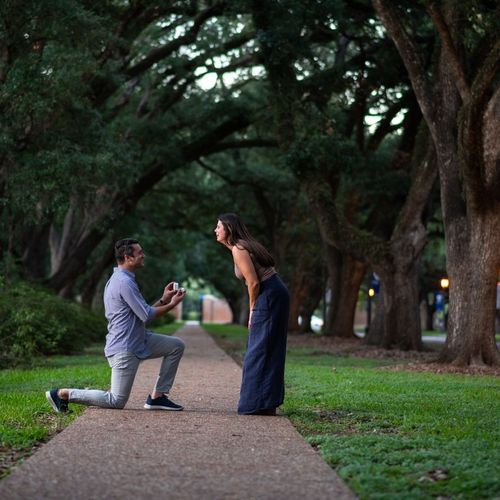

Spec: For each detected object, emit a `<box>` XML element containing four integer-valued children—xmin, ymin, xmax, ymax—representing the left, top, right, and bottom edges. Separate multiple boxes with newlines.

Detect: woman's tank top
<box><xmin>234</xmin><ymin>257</ymin><xmax>276</xmax><ymax>283</ymax></box>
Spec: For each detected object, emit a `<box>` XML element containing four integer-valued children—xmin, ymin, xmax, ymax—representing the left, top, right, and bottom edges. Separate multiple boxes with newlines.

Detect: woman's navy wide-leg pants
<box><xmin>238</xmin><ymin>274</ymin><xmax>290</xmax><ymax>414</ymax></box>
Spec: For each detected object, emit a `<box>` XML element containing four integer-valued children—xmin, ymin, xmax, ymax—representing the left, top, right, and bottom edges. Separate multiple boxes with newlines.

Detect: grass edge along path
<box><xmin>203</xmin><ymin>323</ymin><xmax>500</xmax><ymax>500</ymax></box>
<box><xmin>0</xmin><ymin>322</ymin><xmax>183</xmax><ymax>480</ymax></box>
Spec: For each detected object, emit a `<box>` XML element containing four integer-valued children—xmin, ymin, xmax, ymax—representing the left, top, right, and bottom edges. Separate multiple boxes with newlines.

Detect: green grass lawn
<box><xmin>0</xmin><ymin>344</ymin><xmax>110</xmax><ymax>478</ymax></box>
<box><xmin>2</xmin><ymin>321</ymin><xmax>499</xmax><ymax>497</ymax></box>
<box><xmin>0</xmin><ymin>322</ymin><xmax>184</xmax><ymax>479</ymax></box>
<box><xmin>203</xmin><ymin>323</ymin><xmax>500</xmax><ymax>500</ymax></box>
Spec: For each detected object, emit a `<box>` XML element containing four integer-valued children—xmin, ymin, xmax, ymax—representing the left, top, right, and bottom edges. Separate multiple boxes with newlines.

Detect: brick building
<box><xmin>201</xmin><ymin>294</ymin><xmax>233</xmax><ymax>323</ymax></box>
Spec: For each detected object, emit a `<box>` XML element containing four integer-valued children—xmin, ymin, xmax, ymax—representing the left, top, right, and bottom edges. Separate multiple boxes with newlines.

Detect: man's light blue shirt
<box><xmin>103</xmin><ymin>267</ymin><xmax>156</xmax><ymax>358</ymax></box>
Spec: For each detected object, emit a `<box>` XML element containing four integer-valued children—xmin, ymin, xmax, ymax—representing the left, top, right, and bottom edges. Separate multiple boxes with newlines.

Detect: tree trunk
<box><xmin>286</xmin><ymin>240</ymin><xmax>324</xmax><ymax>332</ymax></box>
<box><xmin>288</xmin><ymin>277</ymin><xmax>308</xmax><ymax>332</ymax></box>
<box><xmin>439</xmin><ymin>216</ymin><xmax>500</xmax><ymax>365</ymax></box>
<box><xmin>423</xmin><ymin>296</ymin><xmax>434</xmax><ymax>332</ymax></box>
<box><xmin>225</xmin><ymin>300</ymin><xmax>239</xmax><ymax>325</ymax></box>
<box><xmin>21</xmin><ymin>222</ymin><xmax>51</xmax><ymax>281</ymax></box>
<box><xmin>298</xmin><ymin>272</ymin><xmax>325</xmax><ymax>333</ymax></box>
<box><xmin>307</xmin><ymin>141</ymin><xmax>434</xmax><ymax>350</ymax></box>
<box><xmin>323</xmin><ymin>243</ymin><xmax>342</xmax><ymax>334</ymax></box>
<box><xmin>377</xmin><ymin>260</ymin><xmax>423</xmax><ymax>350</ymax></box>
<box><xmin>47</xmin><ymin>225</ymin><xmax>106</xmax><ymax>293</ymax></box>
<box><xmin>372</xmin><ymin>0</ymin><xmax>500</xmax><ymax>364</ymax></box>
<box><xmin>49</xmin><ymin>208</ymin><xmax>78</xmax><ymax>277</ymax></box>
<box><xmin>299</xmin><ymin>312</ymin><xmax>313</xmax><ymax>333</ymax></box>
<box><xmin>364</xmin><ymin>295</ymin><xmax>384</xmax><ymax>345</ymax></box>
<box><xmin>289</xmin><ymin>275</ymin><xmax>324</xmax><ymax>333</ymax></box>
<box><xmin>80</xmin><ymin>248</ymin><xmax>115</xmax><ymax>307</ymax></box>
<box><xmin>435</xmin><ymin>38</ymin><xmax>500</xmax><ymax>365</ymax></box>
<box><xmin>225</xmin><ymin>291</ymin><xmax>245</xmax><ymax>325</ymax></box>
<box><xmin>328</xmin><ymin>254</ymin><xmax>366</xmax><ymax>338</ymax></box>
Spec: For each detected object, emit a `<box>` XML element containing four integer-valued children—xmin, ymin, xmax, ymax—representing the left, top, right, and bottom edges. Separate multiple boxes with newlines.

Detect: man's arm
<box><xmin>152</xmin><ymin>290</ymin><xmax>186</xmax><ymax>318</ymax></box>
<box><xmin>120</xmin><ymin>279</ymin><xmax>156</xmax><ymax>322</ymax></box>
<box><xmin>120</xmin><ymin>278</ymin><xmax>185</xmax><ymax>321</ymax></box>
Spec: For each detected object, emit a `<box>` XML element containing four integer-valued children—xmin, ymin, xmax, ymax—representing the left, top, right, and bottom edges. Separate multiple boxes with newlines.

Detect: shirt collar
<box><xmin>114</xmin><ymin>266</ymin><xmax>135</xmax><ymax>278</ymax></box>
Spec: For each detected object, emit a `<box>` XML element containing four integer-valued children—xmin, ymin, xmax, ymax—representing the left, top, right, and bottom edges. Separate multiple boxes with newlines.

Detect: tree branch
<box><xmin>207</xmin><ymin>138</ymin><xmax>276</xmax><ymax>153</ymax></box>
<box><xmin>304</xmin><ymin>179</ymin><xmax>389</xmax><ymax>265</ymax></box>
<box><xmin>111</xmin><ymin>30</ymin><xmax>256</xmax><ymax>117</ymax></box>
<box><xmin>126</xmin><ymin>2</ymin><xmax>226</xmax><ymax>78</ymax></box>
<box><xmin>425</xmin><ymin>1</ymin><xmax>470</xmax><ymax>103</ymax></box>
<box><xmin>372</xmin><ymin>0</ymin><xmax>438</xmax><ymax>142</ymax></box>
<box><xmin>469</xmin><ymin>39</ymin><xmax>500</xmax><ymax>115</ymax></box>
<box><xmin>196</xmin><ymin>158</ymin><xmax>240</xmax><ymax>185</ymax></box>
<box><xmin>460</xmin><ymin>39</ymin><xmax>500</xmax><ymax>209</ymax></box>
<box><xmin>46</xmin><ymin>108</ymin><xmax>251</xmax><ymax>292</ymax></box>
<box><xmin>393</xmin><ymin>141</ymin><xmax>437</xmax><ymax>238</ymax></box>
<box><xmin>482</xmin><ymin>84</ymin><xmax>500</xmax><ymax>202</ymax></box>
<box><xmin>367</xmin><ymin>91</ymin><xmax>411</xmax><ymax>151</ymax></box>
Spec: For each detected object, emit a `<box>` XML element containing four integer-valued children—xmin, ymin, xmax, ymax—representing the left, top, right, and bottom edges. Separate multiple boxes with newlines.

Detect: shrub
<box><xmin>0</xmin><ymin>282</ymin><xmax>107</xmax><ymax>368</ymax></box>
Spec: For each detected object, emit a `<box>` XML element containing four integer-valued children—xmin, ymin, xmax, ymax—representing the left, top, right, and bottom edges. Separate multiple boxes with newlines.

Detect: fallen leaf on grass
<box><xmin>418</xmin><ymin>467</ymin><xmax>449</xmax><ymax>483</ymax></box>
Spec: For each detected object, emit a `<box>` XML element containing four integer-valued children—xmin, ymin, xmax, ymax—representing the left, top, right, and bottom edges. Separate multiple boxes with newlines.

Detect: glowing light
<box><xmin>368</xmin><ymin>288</ymin><xmax>375</xmax><ymax>297</ymax></box>
<box><xmin>440</xmin><ymin>278</ymin><xmax>449</xmax><ymax>289</ymax></box>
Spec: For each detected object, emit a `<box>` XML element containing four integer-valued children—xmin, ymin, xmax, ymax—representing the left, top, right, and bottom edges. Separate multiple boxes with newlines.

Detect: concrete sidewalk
<box><xmin>0</xmin><ymin>324</ymin><xmax>355</xmax><ymax>499</ymax></box>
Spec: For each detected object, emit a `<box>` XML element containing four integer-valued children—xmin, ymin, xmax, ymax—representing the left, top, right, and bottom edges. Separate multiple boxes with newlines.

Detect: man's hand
<box><xmin>160</xmin><ymin>282</ymin><xmax>178</xmax><ymax>305</ymax></box>
<box><xmin>170</xmin><ymin>289</ymin><xmax>186</xmax><ymax>307</ymax></box>
<box><xmin>155</xmin><ymin>282</ymin><xmax>185</xmax><ymax>315</ymax></box>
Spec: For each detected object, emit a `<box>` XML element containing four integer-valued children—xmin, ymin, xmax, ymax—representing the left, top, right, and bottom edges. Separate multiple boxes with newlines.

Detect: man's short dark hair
<box><xmin>115</xmin><ymin>238</ymin><xmax>139</xmax><ymax>263</ymax></box>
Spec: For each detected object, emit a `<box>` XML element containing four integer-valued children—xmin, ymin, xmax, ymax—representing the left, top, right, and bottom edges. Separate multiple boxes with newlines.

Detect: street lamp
<box><xmin>366</xmin><ymin>288</ymin><xmax>375</xmax><ymax>334</ymax></box>
<box><xmin>439</xmin><ymin>278</ymin><xmax>449</xmax><ymax>331</ymax></box>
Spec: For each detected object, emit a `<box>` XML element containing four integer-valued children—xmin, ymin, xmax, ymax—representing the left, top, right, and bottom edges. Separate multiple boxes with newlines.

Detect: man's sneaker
<box><xmin>45</xmin><ymin>389</ymin><xmax>69</xmax><ymax>413</ymax></box>
<box><xmin>144</xmin><ymin>394</ymin><xmax>183</xmax><ymax>411</ymax></box>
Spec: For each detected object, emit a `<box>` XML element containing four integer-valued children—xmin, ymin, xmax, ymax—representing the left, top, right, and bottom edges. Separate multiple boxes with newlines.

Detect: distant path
<box><xmin>0</xmin><ymin>324</ymin><xmax>355</xmax><ymax>499</ymax></box>
<box><xmin>355</xmin><ymin>331</ymin><xmax>500</xmax><ymax>347</ymax></box>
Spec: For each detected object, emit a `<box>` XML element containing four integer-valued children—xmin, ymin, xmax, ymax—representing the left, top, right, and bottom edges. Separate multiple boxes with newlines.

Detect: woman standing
<box><xmin>215</xmin><ymin>213</ymin><xmax>290</xmax><ymax>415</ymax></box>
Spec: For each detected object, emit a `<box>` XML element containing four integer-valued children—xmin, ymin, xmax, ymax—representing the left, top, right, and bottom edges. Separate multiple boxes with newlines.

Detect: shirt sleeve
<box><xmin>120</xmin><ymin>279</ymin><xmax>156</xmax><ymax>322</ymax></box>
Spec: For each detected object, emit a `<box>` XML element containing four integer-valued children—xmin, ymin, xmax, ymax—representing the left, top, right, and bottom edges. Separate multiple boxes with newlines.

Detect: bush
<box><xmin>0</xmin><ymin>282</ymin><xmax>107</xmax><ymax>368</ymax></box>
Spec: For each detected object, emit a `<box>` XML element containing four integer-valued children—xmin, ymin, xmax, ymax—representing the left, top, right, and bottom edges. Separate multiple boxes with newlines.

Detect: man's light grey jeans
<box><xmin>68</xmin><ymin>333</ymin><xmax>185</xmax><ymax>409</ymax></box>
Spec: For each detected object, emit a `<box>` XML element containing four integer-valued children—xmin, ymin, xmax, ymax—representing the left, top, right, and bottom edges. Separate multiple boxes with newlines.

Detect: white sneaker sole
<box><xmin>45</xmin><ymin>391</ymin><xmax>62</xmax><ymax>413</ymax></box>
<box><xmin>143</xmin><ymin>403</ymin><xmax>183</xmax><ymax>411</ymax></box>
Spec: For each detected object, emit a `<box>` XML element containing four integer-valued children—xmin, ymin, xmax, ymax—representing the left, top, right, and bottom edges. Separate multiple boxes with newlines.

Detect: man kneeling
<box><xmin>46</xmin><ymin>238</ymin><xmax>186</xmax><ymax>413</ymax></box>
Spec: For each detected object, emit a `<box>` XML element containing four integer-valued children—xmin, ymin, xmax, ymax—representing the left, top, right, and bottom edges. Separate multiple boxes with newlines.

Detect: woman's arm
<box><xmin>232</xmin><ymin>246</ymin><xmax>260</xmax><ymax>324</ymax></box>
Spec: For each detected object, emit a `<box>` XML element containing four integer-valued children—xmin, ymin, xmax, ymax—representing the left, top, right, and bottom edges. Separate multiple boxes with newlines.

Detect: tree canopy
<box><xmin>1</xmin><ymin>0</ymin><xmax>498</xmax><ymax>366</ymax></box>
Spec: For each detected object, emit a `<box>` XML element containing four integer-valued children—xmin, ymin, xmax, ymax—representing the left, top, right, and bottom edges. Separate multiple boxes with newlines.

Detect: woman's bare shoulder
<box><xmin>232</xmin><ymin>240</ymin><xmax>249</xmax><ymax>254</ymax></box>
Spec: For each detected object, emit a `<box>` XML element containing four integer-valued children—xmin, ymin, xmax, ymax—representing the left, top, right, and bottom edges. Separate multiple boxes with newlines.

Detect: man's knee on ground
<box><xmin>109</xmin><ymin>394</ymin><xmax>129</xmax><ymax>409</ymax></box>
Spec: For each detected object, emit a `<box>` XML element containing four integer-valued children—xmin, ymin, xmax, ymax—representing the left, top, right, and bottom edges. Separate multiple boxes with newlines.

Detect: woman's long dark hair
<box><xmin>218</xmin><ymin>213</ymin><xmax>275</xmax><ymax>268</ymax></box>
